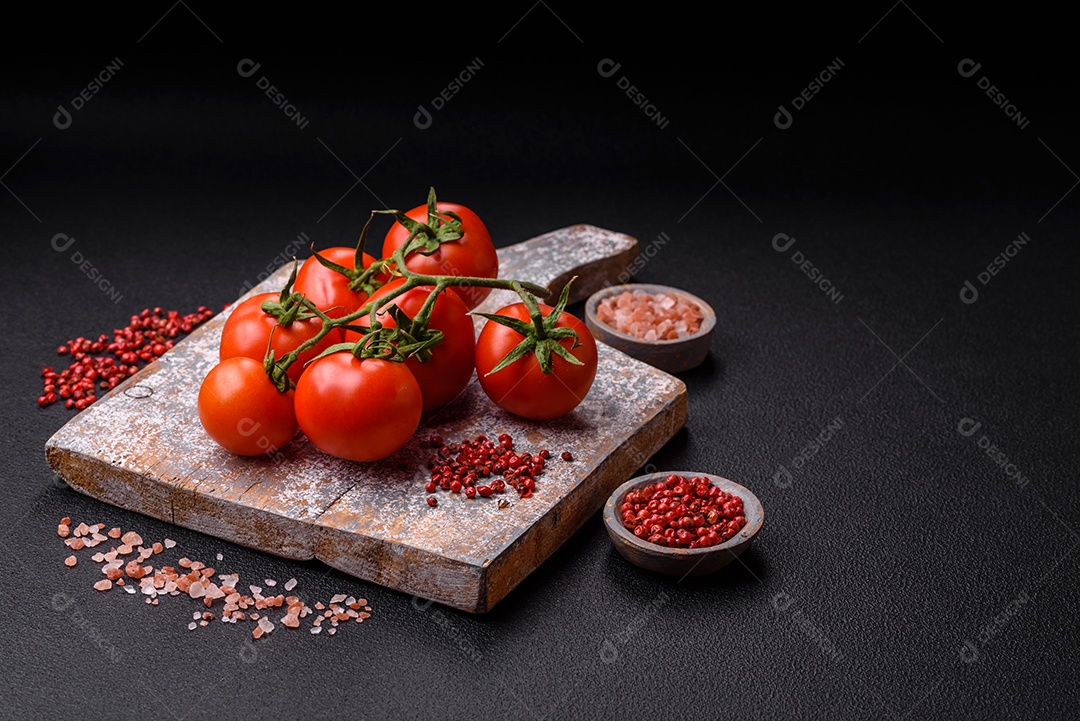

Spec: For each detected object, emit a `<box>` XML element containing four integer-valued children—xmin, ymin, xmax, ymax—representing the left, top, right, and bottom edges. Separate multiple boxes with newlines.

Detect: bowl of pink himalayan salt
<box><xmin>585</xmin><ymin>284</ymin><xmax>715</xmax><ymax>373</ymax></box>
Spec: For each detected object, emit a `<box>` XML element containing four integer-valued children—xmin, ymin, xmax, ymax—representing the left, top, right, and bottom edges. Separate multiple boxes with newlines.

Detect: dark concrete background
<box><xmin>2</xmin><ymin>5</ymin><xmax>1077</xmax><ymax>720</ymax></box>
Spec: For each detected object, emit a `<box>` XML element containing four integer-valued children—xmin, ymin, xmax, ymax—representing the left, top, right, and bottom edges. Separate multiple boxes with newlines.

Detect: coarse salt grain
<box><xmin>59</xmin><ymin>516</ymin><xmax>375</xmax><ymax>643</ymax></box>
<box><xmin>595</xmin><ymin>290</ymin><xmax>704</xmax><ymax>341</ymax></box>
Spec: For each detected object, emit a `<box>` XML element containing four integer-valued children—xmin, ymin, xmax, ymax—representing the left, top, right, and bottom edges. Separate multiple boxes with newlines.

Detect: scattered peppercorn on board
<box><xmin>45</xmin><ymin>225</ymin><xmax>689</xmax><ymax>613</ymax></box>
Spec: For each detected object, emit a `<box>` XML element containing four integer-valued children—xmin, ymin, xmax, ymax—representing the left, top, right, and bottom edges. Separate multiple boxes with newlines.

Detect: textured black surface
<box><xmin>2</xmin><ymin>7</ymin><xmax>1078</xmax><ymax>720</ymax></box>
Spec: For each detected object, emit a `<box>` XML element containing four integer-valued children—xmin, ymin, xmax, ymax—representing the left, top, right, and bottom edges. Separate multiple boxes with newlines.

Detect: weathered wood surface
<box><xmin>46</xmin><ymin>224</ymin><xmax>689</xmax><ymax>613</ymax></box>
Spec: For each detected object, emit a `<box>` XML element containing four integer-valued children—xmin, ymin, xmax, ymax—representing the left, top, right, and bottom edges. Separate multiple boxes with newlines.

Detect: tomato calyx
<box><xmin>311</xmin><ymin>217</ymin><xmax>391</xmax><ymax>298</ymax></box>
<box><xmin>313</xmin><ymin>301</ymin><xmax>446</xmax><ymax>366</ymax></box>
<box><xmin>473</xmin><ymin>278</ymin><xmax>584</xmax><ymax>376</ymax></box>
<box><xmin>263</xmin><ymin>335</ymin><xmax>296</xmax><ymax>393</ymax></box>
<box><xmin>376</xmin><ymin>187</ymin><xmax>465</xmax><ymax>258</ymax></box>
<box><xmin>258</xmin><ymin>260</ymin><xmax>319</xmax><ymax>328</ymax></box>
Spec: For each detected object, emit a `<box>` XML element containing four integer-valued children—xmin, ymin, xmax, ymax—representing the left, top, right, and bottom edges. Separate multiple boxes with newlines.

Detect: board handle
<box><xmin>472</xmin><ymin>224</ymin><xmax>639</xmax><ymax>319</ymax></box>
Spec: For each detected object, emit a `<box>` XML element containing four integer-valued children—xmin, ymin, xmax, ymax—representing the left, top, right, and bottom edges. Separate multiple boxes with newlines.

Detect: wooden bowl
<box><xmin>603</xmin><ymin>471</ymin><xmax>764</xmax><ymax>577</ymax></box>
<box><xmin>584</xmin><ymin>284</ymin><xmax>715</xmax><ymax>373</ymax></box>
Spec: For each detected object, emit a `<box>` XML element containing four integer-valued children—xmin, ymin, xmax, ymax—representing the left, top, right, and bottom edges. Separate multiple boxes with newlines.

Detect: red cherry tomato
<box><xmin>345</xmin><ymin>280</ymin><xmax>475</xmax><ymax>413</ymax></box>
<box><xmin>219</xmin><ymin>293</ymin><xmax>342</xmax><ymax>385</ymax></box>
<box><xmin>294</xmin><ymin>247</ymin><xmax>385</xmax><ymax>318</ymax></box>
<box><xmin>474</xmin><ymin>303</ymin><xmax>598</xmax><ymax>420</ymax></box>
<box><xmin>294</xmin><ymin>353</ymin><xmax>422</xmax><ymax>462</ymax></box>
<box><xmin>198</xmin><ymin>357</ymin><xmax>298</xmax><ymax>456</ymax></box>
<box><xmin>382</xmin><ymin>202</ymin><xmax>498</xmax><ymax>310</ymax></box>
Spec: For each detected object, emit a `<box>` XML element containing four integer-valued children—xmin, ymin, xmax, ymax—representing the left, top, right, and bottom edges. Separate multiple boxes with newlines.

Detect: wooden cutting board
<box><xmin>45</xmin><ymin>225</ymin><xmax>689</xmax><ymax>613</ymax></box>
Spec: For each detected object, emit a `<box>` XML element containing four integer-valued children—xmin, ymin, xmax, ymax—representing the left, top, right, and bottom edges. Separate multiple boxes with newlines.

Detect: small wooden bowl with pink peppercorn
<box><xmin>603</xmin><ymin>471</ymin><xmax>764</xmax><ymax>577</ymax></box>
<box><xmin>584</xmin><ymin>283</ymin><xmax>715</xmax><ymax>373</ymax></box>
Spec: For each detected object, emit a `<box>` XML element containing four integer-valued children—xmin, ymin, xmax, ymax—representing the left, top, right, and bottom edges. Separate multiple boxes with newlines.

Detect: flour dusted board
<box><xmin>46</xmin><ymin>225</ymin><xmax>689</xmax><ymax>612</ymax></box>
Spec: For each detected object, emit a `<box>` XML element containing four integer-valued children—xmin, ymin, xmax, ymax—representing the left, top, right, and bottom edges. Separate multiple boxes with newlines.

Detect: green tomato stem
<box><xmin>264</xmin><ymin>216</ymin><xmax>550</xmax><ymax>392</ymax></box>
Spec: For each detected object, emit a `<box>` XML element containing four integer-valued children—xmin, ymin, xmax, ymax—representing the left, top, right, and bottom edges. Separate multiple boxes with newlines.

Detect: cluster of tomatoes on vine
<box><xmin>198</xmin><ymin>189</ymin><xmax>599</xmax><ymax>463</ymax></box>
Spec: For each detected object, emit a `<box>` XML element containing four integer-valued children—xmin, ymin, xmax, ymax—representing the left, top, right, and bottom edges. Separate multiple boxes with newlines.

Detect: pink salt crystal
<box><xmin>188</xmin><ymin>581</ymin><xmax>206</xmax><ymax>599</ymax></box>
<box><xmin>599</xmin><ymin>290</ymin><xmax>703</xmax><ymax>340</ymax></box>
